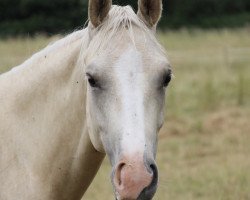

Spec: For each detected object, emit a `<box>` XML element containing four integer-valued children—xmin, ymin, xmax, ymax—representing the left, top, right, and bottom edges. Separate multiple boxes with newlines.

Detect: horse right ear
<box><xmin>89</xmin><ymin>0</ymin><xmax>112</xmax><ymax>27</ymax></box>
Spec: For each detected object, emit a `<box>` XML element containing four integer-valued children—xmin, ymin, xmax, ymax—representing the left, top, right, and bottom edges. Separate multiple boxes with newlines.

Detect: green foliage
<box><xmin>0</xmin><ymin>0</ymin><xmax>250</xmax><ymax>36</ymax></box>
<box><xmin>0</xmin><ymin>0</ymin><xmax>88</xmax><ymax>36</ymax></box>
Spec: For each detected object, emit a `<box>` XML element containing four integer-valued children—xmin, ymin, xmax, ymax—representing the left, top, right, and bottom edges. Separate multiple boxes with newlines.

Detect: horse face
<box><xmin>85</xmin><ymin>1</ymin><xmax>170</xmax><ymax>200</ymax></box>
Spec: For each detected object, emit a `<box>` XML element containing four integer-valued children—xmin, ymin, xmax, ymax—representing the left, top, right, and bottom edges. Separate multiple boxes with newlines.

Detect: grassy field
<box><xmin>1</xmin><ymin>28</ymin><xmax>250</xmax><ymax>199</ymax></box>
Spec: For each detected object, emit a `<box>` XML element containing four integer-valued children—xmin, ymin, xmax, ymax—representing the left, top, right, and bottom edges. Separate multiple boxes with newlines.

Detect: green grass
<box><xmin>1</xmin><ymin>28</ymin><xmax>250</xmax><ymax>199</ymax></box>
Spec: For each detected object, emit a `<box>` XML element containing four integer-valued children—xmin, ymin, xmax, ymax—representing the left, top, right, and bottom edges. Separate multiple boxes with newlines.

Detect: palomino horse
<box><xmin>0</xmin><ymin>0</ymin><xmax>172</xmax><ymax>199</ymax></box>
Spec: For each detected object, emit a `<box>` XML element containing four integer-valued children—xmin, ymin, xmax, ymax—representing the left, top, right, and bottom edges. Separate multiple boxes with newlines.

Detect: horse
<box><xmin>0</xmin><ymin>0</ymin><xmax>172</xmax><ymax>199</ymax></box>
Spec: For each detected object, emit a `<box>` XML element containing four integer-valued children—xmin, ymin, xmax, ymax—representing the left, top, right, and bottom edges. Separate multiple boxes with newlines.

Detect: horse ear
<box><xmin>137</xmin><ymin>0</ymin><xmax>162</xmax><ymax>27</ymax></box>
<box><xmin>89</xmin><ymin>0</ymin><xmax>112</xmax><ymax>27</ymax></box>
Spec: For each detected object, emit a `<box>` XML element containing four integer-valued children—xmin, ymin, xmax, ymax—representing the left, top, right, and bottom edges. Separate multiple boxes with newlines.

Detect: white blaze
<box><xmin>114</xmin><ymin>47</ymin><xmax>145</xmax><ymax>155</ymax></box>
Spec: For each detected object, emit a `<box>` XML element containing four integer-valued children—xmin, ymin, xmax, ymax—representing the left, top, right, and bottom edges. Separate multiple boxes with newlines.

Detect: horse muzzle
<box><xmin>112</xmin><ymin>154</ymin><xmax>158</xmax><ymax>200</ymax></box>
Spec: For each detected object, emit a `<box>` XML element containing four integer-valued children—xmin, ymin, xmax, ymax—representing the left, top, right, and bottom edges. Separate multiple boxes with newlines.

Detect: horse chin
<box><xmin>114</xmin><ymin>180</ymin><xmax>157</xmax><ymax>200</ymax></box>
<box><xmin>115</xmin><ymin>196</ymin><xmax>154</xmax><ymax>200</ymax></box>
<box><xmin>115</xmin><ymin>194</ymin><xmax>155</xmax><ymax>200</ymax></box>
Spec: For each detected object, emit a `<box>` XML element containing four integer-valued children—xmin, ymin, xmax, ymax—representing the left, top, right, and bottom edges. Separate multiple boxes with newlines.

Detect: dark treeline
<box><xmin>0</xmin><ymin>0</ymin><xmax>250</xmax><ymax>36</ymax></box>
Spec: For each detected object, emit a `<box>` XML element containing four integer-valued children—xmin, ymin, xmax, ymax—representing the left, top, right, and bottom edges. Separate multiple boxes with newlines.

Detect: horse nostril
<box><xmin>115</xmin><ymin>162</ymin><xmax>126</xmax><ymax>186</ymax></box>
<box><xmin>149</xmin><ymin>164</ymin><xmax>158</xmax><ymax>186</ymax></box>
<box><xmin>137</xmin><ymin>163</ymin><xmax>158</xmax><ymax>200</ymax></box>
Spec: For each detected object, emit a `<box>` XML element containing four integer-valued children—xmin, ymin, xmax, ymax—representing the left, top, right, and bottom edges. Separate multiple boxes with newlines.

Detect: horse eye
<box><xmin>88</xmin><ymin>77</ymin><xmax>97</xmax><ymax>87</ymax></box>
<box><xmin>163</xmin><ymin>71</ymin><xmax>172</xmax><ymax>87</ymax></box>
<box><xmin>86</xmin><ymin>74</ymin><xmax>98</xmax><ymax>88</ymax></box>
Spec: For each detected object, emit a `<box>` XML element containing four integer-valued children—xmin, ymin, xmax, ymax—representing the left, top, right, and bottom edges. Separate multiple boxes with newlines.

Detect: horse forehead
<box><xmin>112</xmin><ymin>45</ymin><xmax>165</xmax><ymax>74</ymax></box>
<box><xmin>115</xmin><ymin>47</ymin><xmax>143</xmax><ymax>72</ymax></box>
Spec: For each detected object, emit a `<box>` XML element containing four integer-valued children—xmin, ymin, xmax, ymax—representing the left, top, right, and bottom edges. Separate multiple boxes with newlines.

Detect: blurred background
<box><xmin>0</xmin><ymin>0</ymin><xmax>250</xmax><ymax>199</ymax></box>
<box><xmin>0</xmin><ymin>0</ymin><xmax>250</xmax><ymax>36</ymax></box>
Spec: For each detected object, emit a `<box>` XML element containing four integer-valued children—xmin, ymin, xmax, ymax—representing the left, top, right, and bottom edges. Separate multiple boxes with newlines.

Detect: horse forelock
<box><xmin>84</xmin><ymin>5</ymin><xmax>166</xmax><ymax>63</ymax></box>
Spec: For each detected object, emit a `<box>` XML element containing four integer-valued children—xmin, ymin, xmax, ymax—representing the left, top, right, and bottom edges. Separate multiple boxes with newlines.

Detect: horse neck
<box><xmin>0</xmin><ymin>30</ymin><xmax>104</xmax><ymax>199</ymax></box>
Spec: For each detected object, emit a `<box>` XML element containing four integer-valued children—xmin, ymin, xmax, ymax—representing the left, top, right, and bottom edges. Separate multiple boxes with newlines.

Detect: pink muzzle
<box><xmin>113</xmin><ymin>154</ymin><xmax>153</xmax><ymax>200</ymax></box>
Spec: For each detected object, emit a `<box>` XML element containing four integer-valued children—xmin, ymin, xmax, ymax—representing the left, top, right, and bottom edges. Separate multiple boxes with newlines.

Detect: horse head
<box><xmin>85</xmin><ymin>1</ymin><xmax>171</xmax><ymax>199</ymax></box>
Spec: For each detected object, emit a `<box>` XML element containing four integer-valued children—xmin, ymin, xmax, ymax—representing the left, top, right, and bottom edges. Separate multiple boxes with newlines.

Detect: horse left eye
<box><xmin>86</xmin><ymin>73</ymin><xmax>99</xmax><ymax>88</ymax></box>
<box><xmin>163</xmin><ymin>71</ymin><xmax>172</xmax><ymax>87</ymax></box>
<box><xmin>88</xmin><ymin>77</ymin><xmax>97</xmax><ymax>87</ymax></box>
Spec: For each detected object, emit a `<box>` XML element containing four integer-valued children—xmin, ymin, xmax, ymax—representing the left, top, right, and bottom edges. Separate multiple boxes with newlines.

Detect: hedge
<box><xmin>0</xmin><ymin>0</ymin><xmax>249</xmax><ymax>36</ymax></box>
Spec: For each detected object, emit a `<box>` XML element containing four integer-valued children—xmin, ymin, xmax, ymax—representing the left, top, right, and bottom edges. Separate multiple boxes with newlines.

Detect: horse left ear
<box><xmin>89</xmin><ymin>0</ymin><xmax>112</xmax><ymax>27</ymax></box>
<box><xmin>137</xmin><ymin>0</ymin><xmax>162</xmax><ymax>27</ymax></box>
